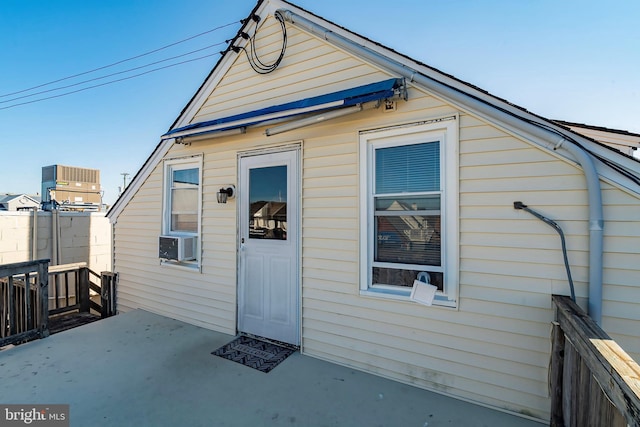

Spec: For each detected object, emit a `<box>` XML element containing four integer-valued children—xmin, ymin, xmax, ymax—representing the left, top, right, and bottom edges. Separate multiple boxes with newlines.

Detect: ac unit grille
<box><xmin>159</xmin><ymin>235</ymin><xmax>197</xmax><ymax>261</ymax></box>
<box><xmin>59</xmin><ymin>166</ymin><xmax>99</xmax><ymax>184</ymax></box>
<box><xmin>42</xmin><ymin>165</ymin><xmax>101</xmax><ymax>184</ymax></box>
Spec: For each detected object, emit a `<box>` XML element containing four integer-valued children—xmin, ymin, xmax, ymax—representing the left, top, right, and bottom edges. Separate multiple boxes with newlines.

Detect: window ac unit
<box><xmin>159</xmin><ymin>235</ymin><xmax>197</xmax><ymax>261</ymax></box>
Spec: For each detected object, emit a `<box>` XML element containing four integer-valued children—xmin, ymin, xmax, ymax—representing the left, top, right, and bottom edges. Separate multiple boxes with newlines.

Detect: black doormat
<box><xmin>212</xmin><ymin>336</ymin><xmax>295</xmax><ymax>373</ymax></box>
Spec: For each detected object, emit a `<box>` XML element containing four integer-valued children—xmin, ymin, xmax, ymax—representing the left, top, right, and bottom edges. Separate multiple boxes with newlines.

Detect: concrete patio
<box><xmin>0</xmin><ymin>310</ymin><xmax>544</xmax><ymax>426</ymax></box>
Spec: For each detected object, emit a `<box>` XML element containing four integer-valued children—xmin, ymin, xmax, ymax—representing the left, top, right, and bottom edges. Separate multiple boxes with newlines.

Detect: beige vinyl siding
<box><xmin>600</xmin><ymin>184</ymin><xmax>640</xmax><ymax>359</ymax></box>
<box><xmin>114</xmin><ymin>14</ymin><xmax>640</xmax><ymax>422</ymax></box>
<box><xmin>298</xmin><ymin>99</ymin><xmax>639</xmax><ymax>420</ymax></box>
<box><xmin>192</xmin><ymin>15</ymin><xmax>387</xmax><ymax>123</ymax></box>
<box><xmin>113</xmin><ymin>12</ymin><xmax>389</xmax><ymax>336</ymax></box>
<box><xmin>114</xmin><ymin>148</ymin><xmax>238</xmax><ymax>334</ymax></box>
<box><xmin>296</xmin><ymin>86</ymin><xmax>549</xmax><ymax>418</ymax></box>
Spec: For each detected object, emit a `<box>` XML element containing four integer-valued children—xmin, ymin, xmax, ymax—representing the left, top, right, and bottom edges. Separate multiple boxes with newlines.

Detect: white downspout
<box><xmin>31</xmin><ymin>207</ymin><xmax>38</xmax><ymax>261</ymax></box>
<box><xmin>554</xmin><ymin>139</ymin><xmax>604</xmax><ymax>324</ymax></box>
<box><xmin>51</xmin><ymin>209</ymin><xmax>59</xmax><ymax>266</ymax></box>
<box><xmin>278</xmin><ymin>9</ymin><xmax>605</xmax><ymax>324</ymax></box>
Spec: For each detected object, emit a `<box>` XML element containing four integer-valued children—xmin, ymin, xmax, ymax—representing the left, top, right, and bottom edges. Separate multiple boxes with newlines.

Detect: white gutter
<box><xmin>278</xmin><ymin>9</ymin><xmax>605</xmax><ymax>324</ymax></box>
<box><xmin>51</xmin><ymin>209</ymin><xmax>59</xmax><ymax>266</ymax></box>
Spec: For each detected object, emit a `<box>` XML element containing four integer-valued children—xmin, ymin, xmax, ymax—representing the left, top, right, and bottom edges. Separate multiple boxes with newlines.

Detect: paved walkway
<box><xmin>0</xmin><ymin>310</ymin><xmax>544</xmax><ymax>426</ymax></box>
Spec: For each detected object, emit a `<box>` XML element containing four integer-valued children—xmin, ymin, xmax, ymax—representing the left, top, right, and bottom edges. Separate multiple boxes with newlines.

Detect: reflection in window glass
<box><xmin>373</xmin><ymin>267</ymin><xmax>443</xmax><ymax>291</ymax></box>
<box><xmin>375</xmin><ymin>213</ymin><xmax>441</xmax><ymax>266</ymax></box>
<box><xmin>249</xmin><ymin>166</ymin><xmax>287</xmax><ymax>240</ymax></box>
<box><xmin>372</xmin><ymin>141</ymin><xmax>442</xmax><ymax>288</ymax></box>
<box><xmin>171</xmin><ymin>167</ymin><xmax>199</xmax><ymax>232</ymax></box>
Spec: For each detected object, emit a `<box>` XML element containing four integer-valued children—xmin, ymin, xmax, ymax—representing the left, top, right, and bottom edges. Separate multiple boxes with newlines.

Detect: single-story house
<box><xmin>0</xmin><ymin>193</ymin><xmax>40</xmax><ymax>211</ymax></box>
<box><xmin>107</xmin><ymin>0</ymin><xmax>640</xmax><ymax>421</ymax></box>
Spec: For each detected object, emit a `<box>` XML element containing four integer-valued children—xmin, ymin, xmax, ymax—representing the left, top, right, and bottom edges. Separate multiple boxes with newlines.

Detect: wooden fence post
<box><xmin>24</xmin><ymin>272</ymin><xmax>32</xmax><ymax>332</ymax></box>
<box><xmin>100</xmin><ymin>272</ymin><xmax>117</xmax><ymax>318</ymax></box>
<box><xmin>550</xmin><ymin>321</ymin><xmax>565</xmax><ymax>426</ymax></box>
<box><xmin>8</xmin><ymin>276</ymin><xmax>15</xmax><ymax>336</ymax></box>
<box><xmin>1</xmin><ymin>280</ymin><xmax>7</xmax><ymax>338</ymax></box>
<box><xmin>38</xmin><ymin>260</ymin><xmax>49</xmax><ymax>338</ymax></box>
<box><xmin>553</xmin><ymin>295</ymin><xmax>640</xmax><ymax>427</ymax></box>
<box><xmin>112</xmin><ymin>272</ymin><xmax>117</xmax><ymax>316</ymax></box>
<box><xmin>78</xmin><ymin>267</ymin><xmax>90</xmax><ymax>313</ymax></box>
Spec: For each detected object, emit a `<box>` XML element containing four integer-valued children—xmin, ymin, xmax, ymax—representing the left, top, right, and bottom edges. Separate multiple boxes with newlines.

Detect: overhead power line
<box><xmin>0</xmin><ymin>20</ymin><xmax>240</xmax><ymax>99</ymax></box>
<box><xmin>0</xmin><ymin>42</ymin><xmax>227</xmax><ymax>105</ymax></box>
<box><xmin>0</xmin><ymin>53</ymin><xmax>219</xmax><ymax>111</ymax></box>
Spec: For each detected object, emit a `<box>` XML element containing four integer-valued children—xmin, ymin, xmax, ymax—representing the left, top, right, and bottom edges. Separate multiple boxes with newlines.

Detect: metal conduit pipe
<box><xmin>278</xmin><ymin>9</ymin><xmax>605</xmax><ymax>324</ymax></box>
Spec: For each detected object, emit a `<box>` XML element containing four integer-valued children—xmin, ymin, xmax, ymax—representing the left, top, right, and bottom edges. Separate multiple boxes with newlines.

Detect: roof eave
<box><xmin>277</xmin><ymin>6</ymin><xmax>640</xmax><ymax>195</ymax></box>
<box><xmin>109</xmin><ymin>0</ymin><xmax>640</xmax><ymax>222</ymax></box>
<box><xmin>108</xmin><ymin>0</ymin><xmax>273</xmax><ymax>221</ymax></box>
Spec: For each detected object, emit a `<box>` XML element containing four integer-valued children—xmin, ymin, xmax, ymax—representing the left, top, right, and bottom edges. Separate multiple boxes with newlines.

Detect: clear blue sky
<box><xmin>1</xmin><ymin>0</ymin><xmax>638</xmax><ymax>206</ymax></box>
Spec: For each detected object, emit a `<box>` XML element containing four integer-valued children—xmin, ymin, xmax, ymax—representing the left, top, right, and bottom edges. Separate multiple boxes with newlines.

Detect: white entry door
<box><xmin>238</xmin><ymin>149</ymin><xmax>300</xmax><ymax>345</ymax></box>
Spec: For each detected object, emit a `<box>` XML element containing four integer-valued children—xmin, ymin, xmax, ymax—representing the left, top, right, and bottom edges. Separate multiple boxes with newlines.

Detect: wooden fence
<box><xmin>1</xmin><ymin>260</ymin><xmax>117</xmax><ymax>347</ymax></box>
<box><xmin>99</xmin><ymin>271</ymin><xmax>117</xmax><ymax>318</ymax></box>
<box><xmin>48</xmin><ymin>262</ymin><xmax>91</xmax><ymax>316</ymax></box>
<box><xmin>551</xmin><ymin>295</ymin><xmax>640</xmax><ymax>426</ymax></box>
<box><xmin>47</xmin><ymin>262</ymin><xmax>116</xmax><ymax>318</ymax></box>
<box><xmin>0</xmin><ymin>259</ymin><xmax>50</xmax><ymax>346</ymax></box>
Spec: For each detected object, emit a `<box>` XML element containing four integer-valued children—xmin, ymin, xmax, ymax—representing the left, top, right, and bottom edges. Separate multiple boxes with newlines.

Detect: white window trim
<box><xmin>359</xmin><ymin>118</ymin><xmax>459</xmax><ymax>307</ymax></box>
<box><xmin>161</xmin><ymin>155</ymin><xmax>203</xmax><ymax>270</ymax></box>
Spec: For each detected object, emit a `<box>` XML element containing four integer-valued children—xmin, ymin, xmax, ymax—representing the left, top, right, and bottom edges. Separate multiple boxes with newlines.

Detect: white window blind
<box><xmin>375</xmin><ymin>142</ymin><xmax>439</xmax><ymax>194</ymax></box>
<box><xmin>360</xmin><ymin>118</ymin><xmax>459</xmax><ymax>307</ymax></box>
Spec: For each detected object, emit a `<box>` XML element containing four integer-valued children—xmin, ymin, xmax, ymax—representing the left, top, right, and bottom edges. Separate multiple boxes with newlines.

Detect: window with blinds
<box><xmin>359</xmin><ymin>118</ymin><xmax>458</xmax><ymax>307</ymax></box>
<box><xmin>373</xmin><ymin>140</ymin><xmax>444</xmax><ymax>290</ymax></box>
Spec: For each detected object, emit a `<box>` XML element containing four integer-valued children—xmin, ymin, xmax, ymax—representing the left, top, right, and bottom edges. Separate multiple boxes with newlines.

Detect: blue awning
<box><xmin>164</xmin><ymin>78</ymin><xmax>404</xmax><ymax>139</ymax></box>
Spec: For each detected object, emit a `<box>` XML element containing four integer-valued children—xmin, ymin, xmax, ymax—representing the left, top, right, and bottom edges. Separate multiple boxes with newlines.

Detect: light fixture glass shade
<box><xmin>217</xmin><ymin>186</ymin><xmax>235</xmax><ymax>204</ymax></box>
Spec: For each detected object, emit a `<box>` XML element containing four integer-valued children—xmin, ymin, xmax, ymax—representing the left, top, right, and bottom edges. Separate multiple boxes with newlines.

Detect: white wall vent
<box><xmin>159</xmin><ymin>235</ymin><xmax>197</xmax><ymax>261</ymax></box>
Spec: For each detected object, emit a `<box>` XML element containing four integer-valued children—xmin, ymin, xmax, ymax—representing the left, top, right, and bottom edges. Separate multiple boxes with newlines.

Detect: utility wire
<box><xmin>0</xmin><ymin>42</ymin><xmax>227</xmax><ymax>104</ymax></box>
<box><xmin>0</xmin><ymin>53</ymin><xmax>219</xmax><ymax>111</ymax></box>
<box><xmin>0</xmin><ymin>20</ymin><xmax>240</xmax><ymax>98</ymax></box>
<box><xmin>236</xmin><ymin>11</ymin><xmax>287</xmax><ymax>75</ymax></box>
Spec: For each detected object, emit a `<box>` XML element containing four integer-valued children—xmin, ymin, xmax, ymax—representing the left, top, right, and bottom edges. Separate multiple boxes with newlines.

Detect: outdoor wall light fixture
<box><xmin>217</xmin><ymin>185</ymin><xmax>235</xmax><ymax>204</ymax></box>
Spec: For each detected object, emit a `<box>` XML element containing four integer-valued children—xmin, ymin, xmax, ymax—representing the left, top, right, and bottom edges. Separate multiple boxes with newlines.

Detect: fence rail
<box><xmin>551</xmin><ymin>295</ymin><xmax>640</xmax><ymax>427</ymax></box>
<box><xmin>0</xmin><ymin>259</ymin><xmax>50</xmax><ymax>347</ymax></box>
<box><xmin>48</xmin><ymin>262</ymin><xmax>90</xmax><ymax>316</ymax></box>
<box><xmin>1</xmin><ymin>260</ymin><xmax>116</xmax><ymax>347</ymax></box>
